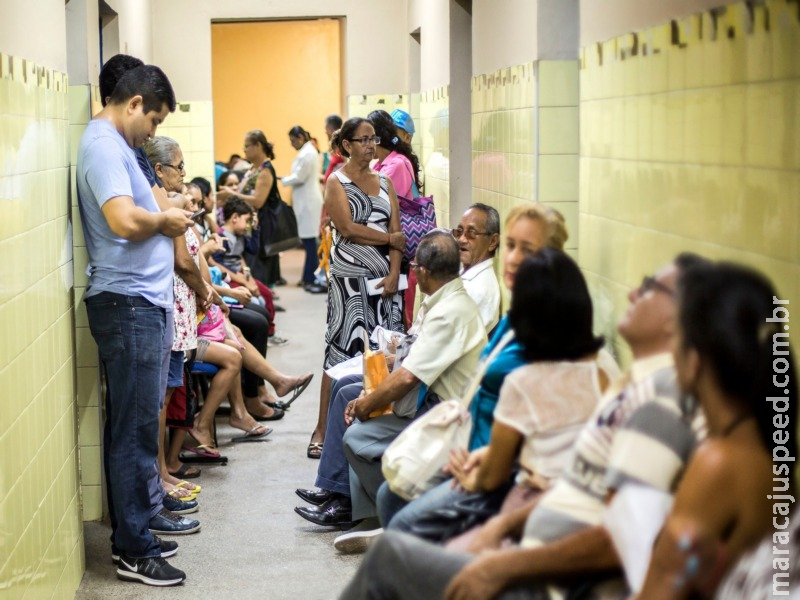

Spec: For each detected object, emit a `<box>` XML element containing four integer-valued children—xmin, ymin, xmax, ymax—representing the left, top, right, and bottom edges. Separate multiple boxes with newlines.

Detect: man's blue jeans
<box><xmin>315</xmin><ymin>374</ymin><xmax>363</xmax><ymax>494</ymax></box>
<box><xmin>86</xmin><ymin>292</ymin><xmax>171</xmax><ymax>558</ymax></box>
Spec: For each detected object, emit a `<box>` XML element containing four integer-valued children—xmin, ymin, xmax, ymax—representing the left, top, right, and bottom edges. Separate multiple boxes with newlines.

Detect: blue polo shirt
<box><xmin>468</xmin><ymin>315</ymin><xmax>527</xmax><ymax>450</ymax></box>
<box><xmin>76</xmin><ymin>119</ymin><xmax>174</xmax><ymax>308</ymax></box>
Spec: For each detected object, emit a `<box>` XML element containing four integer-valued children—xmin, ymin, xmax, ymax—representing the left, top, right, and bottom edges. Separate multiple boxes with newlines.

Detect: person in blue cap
<box><xmin>391</xmin><ymin>109</ymin><xmax>415</xmax><ymax>144</ymax></box>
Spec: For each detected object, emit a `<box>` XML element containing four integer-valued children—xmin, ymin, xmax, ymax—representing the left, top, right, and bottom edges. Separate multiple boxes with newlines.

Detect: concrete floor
<box><xmin>76</xmin><ymin>250</ymin><xmax>362</xmax><ymax>599</ymax></box>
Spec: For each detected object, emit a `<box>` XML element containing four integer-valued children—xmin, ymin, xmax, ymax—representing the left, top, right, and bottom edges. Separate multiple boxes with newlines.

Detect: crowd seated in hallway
<box><xmin>335</xmin><ymin>253</ymin><xmax>797</xmax><ymax>600</ymax></box>
<box><xmin>144</xmin><ymin>135</ymin><xmax>314</xmax><ymax>454</ymax></box>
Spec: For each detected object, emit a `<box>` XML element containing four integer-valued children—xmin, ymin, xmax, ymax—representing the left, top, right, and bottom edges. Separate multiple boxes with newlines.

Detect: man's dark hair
<box><xmin>223</xmin><ymin>198</ymin><xmax>252</xmax><ymax>222</ymax></box>
<box><xmin>415</xmin><ymin>229</ymin><xmax>461</xmax><ymax>281</ymax></box>
<box><xmin>99</xmin><ymin>54</ymin><xmax>144</xmax><ymax>107</ymax></box>
<box><xmin>325</xmin><ymin>114</ymin><xmax>343</xmax><ymax>130</ymax></box>
<box><xmin>108</xmin><ymin>64</ymin><xmax>176</xmax><ymax>114</ymax></box>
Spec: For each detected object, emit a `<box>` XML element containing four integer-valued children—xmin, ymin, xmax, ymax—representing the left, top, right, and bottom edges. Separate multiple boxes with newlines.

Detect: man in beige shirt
<box><xmin>296</xmin><ymin>230</ymin><xmax>486</xmax><ymax>552</ymax></box>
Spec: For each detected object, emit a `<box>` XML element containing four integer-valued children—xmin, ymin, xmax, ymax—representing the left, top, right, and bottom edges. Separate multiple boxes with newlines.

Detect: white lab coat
<box><xmin>281</xmin><ymin>141</ymin><xmax>323</xmax><ymax>238</ymax></box>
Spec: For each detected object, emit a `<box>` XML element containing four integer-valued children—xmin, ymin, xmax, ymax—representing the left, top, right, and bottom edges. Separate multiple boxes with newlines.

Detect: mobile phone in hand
<box><xmin>190</xmin><ymin>208</ymin><xmax>206</xmax><ymax>220</ymax></box>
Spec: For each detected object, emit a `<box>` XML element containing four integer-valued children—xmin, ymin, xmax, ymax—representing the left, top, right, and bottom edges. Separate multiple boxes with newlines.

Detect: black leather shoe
<box><xmin>295</xmin><ymin>488</ymin><xmax>333</xmax><ymax>506</ymax></box>
<box><xmin>294</xmin><ymin>495</ymin><xmax>353</xmax><ymax>526</ymax></box>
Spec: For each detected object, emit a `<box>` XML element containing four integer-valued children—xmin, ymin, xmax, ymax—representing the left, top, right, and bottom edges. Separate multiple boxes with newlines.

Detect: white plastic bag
<box><xmin>382</xmin><ymin>399</ymin><xmax>472</xmax><ymax>501</ymax></box>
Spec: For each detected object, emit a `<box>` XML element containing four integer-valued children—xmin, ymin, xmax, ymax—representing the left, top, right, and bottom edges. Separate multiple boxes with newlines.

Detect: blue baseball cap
<box><xmin>391</xmin><ymin>109</ymin><xmax>415</xmax><ymax>135</ymax></box>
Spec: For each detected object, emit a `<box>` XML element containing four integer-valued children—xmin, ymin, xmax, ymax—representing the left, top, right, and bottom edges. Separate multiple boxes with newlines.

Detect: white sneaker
<box><xmin>333</xmin><ymin>525</ymin><xmax>383</xmax><ymax>554</ymax></box>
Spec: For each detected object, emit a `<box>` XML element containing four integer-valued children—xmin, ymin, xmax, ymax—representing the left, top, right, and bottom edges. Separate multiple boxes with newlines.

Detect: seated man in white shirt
<box><xmin>453</xmin><ymin>203</ymin><xmax>501</xmax><ymax>334</ymax></box>
<box><xmin>295</xmin><ymin>230</ymin><xmax>487</xmax><ymax>552</ymax></box>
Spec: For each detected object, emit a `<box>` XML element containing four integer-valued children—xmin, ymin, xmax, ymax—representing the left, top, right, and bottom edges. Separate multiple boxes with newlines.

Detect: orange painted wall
<box><xmin>211</xmin><ymin>19</ymin><xmax>342</xmax><ymax>198</ymax></box>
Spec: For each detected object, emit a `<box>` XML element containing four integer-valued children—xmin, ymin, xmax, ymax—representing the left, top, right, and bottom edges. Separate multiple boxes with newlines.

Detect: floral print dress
<box><xmin>172</xmin><ymin>227</ymin><xmax>200</xmax><ymax>351</ymax></box>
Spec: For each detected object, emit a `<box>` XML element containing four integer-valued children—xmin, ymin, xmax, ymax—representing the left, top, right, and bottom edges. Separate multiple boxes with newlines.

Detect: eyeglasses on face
<box><xmin>638</xmin><ymin>275</ymin><xmax>675</xmax><ymax>298</ymax></box>
<box><xmin>409</xmin><ymin>261</ymin><xmax>423</xmax><ymax>271</ymax></box>
<box><xmin>348</xmin><ymin>136</ymin><xmax>381</xmax><ymax>146</ymax></box>
<box><xmin>451</xmin><ymin>226</ymin><xmax>491</xmax><ymax>240</ymax></box>
<box><xmin>162</xmin><ymin>162</ymin><xmax>185</xmax><ymax>172</ymax></box>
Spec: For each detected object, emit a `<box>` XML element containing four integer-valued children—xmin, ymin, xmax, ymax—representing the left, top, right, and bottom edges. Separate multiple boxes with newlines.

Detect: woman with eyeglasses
<box><xmin>368</xmin><ymin>109</ymin><xmax>424</xmax><ymax>329</ymax></box>
<box><xmin>307</xmin><ymin>117</ymin><xmax>407</xmax><ymax>459</ymax></box>
<box><xmin>281</xmin><ymin>125</ymin><xmax>325</xmax><ymax>291</ymax></box>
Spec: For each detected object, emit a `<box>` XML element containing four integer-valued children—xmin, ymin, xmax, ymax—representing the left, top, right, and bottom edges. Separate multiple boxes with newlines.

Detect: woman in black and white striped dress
<box><xmin>307</xmin><ymin>117</ymin><xmax>406</xmax><ymax>459</ymax></box>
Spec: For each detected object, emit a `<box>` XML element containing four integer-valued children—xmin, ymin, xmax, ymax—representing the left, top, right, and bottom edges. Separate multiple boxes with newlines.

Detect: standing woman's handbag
<box><xmin>262</xmin><ymin>198</ymin><xmax>302</xmax><ymax>257</ymax></box>
<box><xmin>397</xmin><ymin>163</ymin><xmax>436</xmax><ymax>263</ymax></box>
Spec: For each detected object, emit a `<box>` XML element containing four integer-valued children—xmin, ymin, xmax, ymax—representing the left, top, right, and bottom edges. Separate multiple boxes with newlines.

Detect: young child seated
<box><xmin>210</xmin><ymin>198</ymin><xmax>271</xmax><ymax>308</ymax></box>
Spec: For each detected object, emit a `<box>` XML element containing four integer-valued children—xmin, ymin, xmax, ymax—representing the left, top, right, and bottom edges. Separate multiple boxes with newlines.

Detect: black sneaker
<box><xmin>111</xmin><ymin>536</ymin><xmax>178</xmax><ymax>565</ymax></box>
<box><xmin>148</xmin><ymin>508</ymin><xmax>201</xmax><ymax>535</ymax></box>
<box><xmin>162</xmin><ymin>494</ymin><xmax>199</xmax><ymax>515</ymax></box>
<box><xmin>116</xmin><ymin>554</ymin><xmax>186</xmax><ymax>586</ymax></box>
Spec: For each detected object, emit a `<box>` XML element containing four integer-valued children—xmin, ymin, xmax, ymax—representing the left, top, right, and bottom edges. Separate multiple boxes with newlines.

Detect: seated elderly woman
<box><xmin>294</xmin><ymin>230</ymin><xmax>487</xmax><ymax>551</ymax></box>
<box><xmin>632</xmin><ymin>261</ymin><xmax>797</xmax><ymax>599</ymax></box>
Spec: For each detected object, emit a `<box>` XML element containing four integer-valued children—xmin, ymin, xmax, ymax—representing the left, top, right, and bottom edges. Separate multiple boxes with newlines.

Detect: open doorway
<box><xmin>211</xmin><ymin>18</ymin><xmax>344</xmax><ymax>200</ymax></box>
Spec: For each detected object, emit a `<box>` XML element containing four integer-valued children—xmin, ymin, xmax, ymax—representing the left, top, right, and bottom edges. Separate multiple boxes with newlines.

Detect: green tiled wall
<box><xmin>579</xmin><ymin>0</ymin><xmax>800</xmax><ymax>365</ymax></box>
<box><xmin>0</xmin><ymin>53</ymin><xmax>84</xmax><ymax>599</ymax></box>
<box><xmin>69</xmin><ymin>83</ymin><xmax>105</xmax><ymax>524</ymax></box>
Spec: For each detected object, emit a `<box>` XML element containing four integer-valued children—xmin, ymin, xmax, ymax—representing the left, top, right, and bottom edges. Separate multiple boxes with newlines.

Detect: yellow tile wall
<box><xmin>0</xmin><ymin>54</ymin><xmax>84</xmax><ymax>599</ymax></box>
<box><xmin>69</xmin><ymin>83</ymin><xmax>105</xmax><ymax>525</ymax></box>
<box><xmin>579</xmin><ymin>0</ymin><xmax>800</xmax><ymax>366</ymax></box>
<box><xmin>471</xmin><ymin>60</ymin><xmax>580</xmax><ymax>307</ymax></box>
<box><xmin>157</xmin><ymin>101</ymin><xmax>216</xmax><ymax>187</ymax></box>
<box><xmin>418</xmin><ymin>86</ymin><xmax>450</xmax><ymax>228</ymax></box>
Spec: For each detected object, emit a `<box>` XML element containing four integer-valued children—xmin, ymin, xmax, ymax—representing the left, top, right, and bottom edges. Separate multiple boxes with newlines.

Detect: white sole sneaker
<box><xmin>116</xmin><ymin>569</ymin><xmax>185</xmax><ymax>586</ymax></box>
<box><xmin>333</xmin><ymin>527</ymin><xmax>383</xmax><ymax>554</ymax></box>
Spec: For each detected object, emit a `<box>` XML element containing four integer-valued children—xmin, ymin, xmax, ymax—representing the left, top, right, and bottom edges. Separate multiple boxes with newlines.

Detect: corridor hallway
<box><xmin>76</xmin><ymin>250</ymin><xmax>361</xmax><ymax>599</ymax></box>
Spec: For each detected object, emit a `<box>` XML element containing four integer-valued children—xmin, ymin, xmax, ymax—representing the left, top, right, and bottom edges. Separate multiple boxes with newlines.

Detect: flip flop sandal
<box><xmin>231</xmin><ymin>425</ymin><xmax>273</xmax><ymax>443</ymax></box>
<box><xmin>281</xmin><ymin>374</ymin><xmax>314</xmax><ymax>409</ymax></box>
<box><xmin>168</xmin><ymin>464</ymin><xmax>201</xmax><ymax>479</ymax></box>
<box><xmin>307</xmin><ymin>442</ymin><xmax>323</xmax><ymax>459</ymax></box>
<box><xmin>181</xmin><ymin>444</ymin><xmax>221</xmax><ymax>459</ymax></box>
<box><xmin>167</xmin><ymin>488</ymin><xmax>196</xmax><ymax>501</ymax></box>
<box><xmin>176</xmin><ymin>480</ymin><xmax>201</xmax><ymax>494</ymax></box>
<box><xmin>249</xmin><ymin>406</ymin><xmax>285</xmax><ymax>421</ymax></box>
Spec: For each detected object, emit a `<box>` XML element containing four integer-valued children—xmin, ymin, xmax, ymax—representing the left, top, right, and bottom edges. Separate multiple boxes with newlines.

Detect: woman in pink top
<box><xmin>368</xmin><ymin>110</ymin><xmax>423</xmax><ymax>328</ymax></box>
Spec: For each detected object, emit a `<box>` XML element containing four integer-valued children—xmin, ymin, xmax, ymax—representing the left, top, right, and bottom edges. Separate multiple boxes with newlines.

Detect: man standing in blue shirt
<box><xmin>77</xmin><ymin>64</ymin><xmax>193</xmax><ymax>586</ymax></box>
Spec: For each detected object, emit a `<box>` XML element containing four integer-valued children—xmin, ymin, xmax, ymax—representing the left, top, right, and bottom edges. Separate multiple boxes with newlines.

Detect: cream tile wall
<box><xmin>69</xmin><ymin>83</ymin><xmax>105</xmax><ymax>525</ymax></box>
<box><xmin>157</xmin><ymin>101</ymin><xmax>215</xmax><ymax>186</ymax></box>
<box><xmin>0</xmin><ymin>54</ymin><xmax>84</xmax><ymax>599</ymax></box>
<box><xmin>471</xmin><ymin>60</ymin><xmax>580</xmax><ymax>307</ymax></box>
<box><xmin>417</xmin><ymin>86</ymin><xmax>450</xmax><ymax>228</ymax></box>
<box><xmin>579</xmin><ymin>0</ymin><xmax>800</xmax><ymax>365</ymax></box>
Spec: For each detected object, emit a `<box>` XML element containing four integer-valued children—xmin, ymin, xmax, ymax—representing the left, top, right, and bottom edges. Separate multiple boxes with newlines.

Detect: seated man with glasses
<box><xmin>294</xmin><ymin>230</ymin><xmax>487</xmax><ymax>552</ymax></box>
<box><xmin>452</xmin><ymin>203</ymin><xmax>502</xmax><ymax>334</ymax></box>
